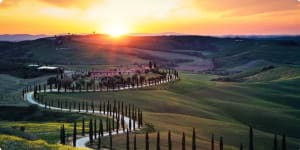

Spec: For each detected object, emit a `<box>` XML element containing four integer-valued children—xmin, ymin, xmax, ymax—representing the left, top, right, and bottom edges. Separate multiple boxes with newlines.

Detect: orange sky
<box><xmin>0</xmin><ymin>0</ymin><xmax>300</xmax><ymax>35</ymax></box>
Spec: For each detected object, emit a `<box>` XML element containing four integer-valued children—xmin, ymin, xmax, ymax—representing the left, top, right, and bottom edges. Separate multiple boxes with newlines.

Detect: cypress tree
<box><xmin>60</xmin><ymin>124</ymin><xmax>66</xmax><ymax>145</ymax></box>
<box><xmin>146</xmin><ymin>132</ymin><xmax>149</xmax><ymax>150</ymax></box>
<box><xmin>100</xmin><ymin>119</ymin><xmax>104</xmax><ymax>137</ymax></box>
<box><xmin>134</xmin><ymin>133</ymin><xmax>137</xmax><ymax>150</ymax></box>
<box><xmin>82</xmin><ymin>118</ymin><xmax>85</xmax><ymax>136</ymax></box>
<box><xmin>273</xmin><ymin>134</ymin><xmax>277</xmax><ymax>150</ymax></box>
<box><xmin>79</xmin><ymin>103</ymin><xmax>81</xmax><ymax>112</ymax></box>
<box><xmin>211</xmin><ymin>134</ymin><xmax>214</xmax><ymax>150</ymax></box>
<box><xmin>220</xmin><ymin>136</ymin><xmax>223</xmax><ymax>150</ymax></box>
<box><xmin>89</xmin><ymin>119</ymin><xmax>93</xmax><ymax>143</ymax></box>
<box><xmin>126</xmin><ymin>129</ymin><xmax>130</xmax><ymax>150</ymax></box>
<box><xmin>240</xmin><ymin>144</ymin><xmax>243</xmax><ymax>150</ymax></box>
<box><xmin>157</xmin><ymin>131</ymin><xmax>160</xmax><ymax>150</ymax></box>
<box><xmin>249</xmin><ymin>127</ymin><xmax>254</xmax><ymax>150</ymax></box>
<box><xmin>106</xmin><ymin>117</ymin><xmax>109</xmax><ymax>132</ymax></box>
<box><xmin>168</xmin><ymin>130</ymin><xmax>172</xmax><ymax>150</ymax></box>
<box><xmin>192</xmin><ymin>128</ymin><xmax>196</xmax><ymax>150</ymax></box>
<box><xmin>94</xmin><ymin>119</ymin><xmax>97</xmax><ymax>139</ymax></box>
<box><xmin>182</xmin><ymin>132</ymin><xmax>185</xmax><ymax>150</ymax></box>
<box><xmin>109</xmin><ymin>132</ymin><xmax>112</xmax><ymax>150</ymax></box>
<box><xmin>73</xmin><ymin>122</ymin><xmax>77</xmax><ymax>147</ymax></box>
<box><xmin>282</xmin><ymin>134</ymin><xmax>286</xmax><ymax>150</ymax></box>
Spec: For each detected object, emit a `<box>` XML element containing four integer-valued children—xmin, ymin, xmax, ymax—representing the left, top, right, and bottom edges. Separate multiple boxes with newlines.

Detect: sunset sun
<box><xmin>104</xmin><ymin>24</ymin><xmax>129</xmax><ymax>37</ymax></box>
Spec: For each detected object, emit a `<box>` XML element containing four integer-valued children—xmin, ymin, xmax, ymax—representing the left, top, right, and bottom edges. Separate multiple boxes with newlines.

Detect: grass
<box><xmin>0</xmin><ymin>105</ymin><xmax>112</xmax><ymax>144</ymax></box>
<box><xmin>42</xmin><ymin>72</ymin><xmax>300</xmax><ymax>150</ymax></box>
<box><xmin>0</xmin><ymin>134</ymin><xmax>86</xmax><ymax>150</ymax></box>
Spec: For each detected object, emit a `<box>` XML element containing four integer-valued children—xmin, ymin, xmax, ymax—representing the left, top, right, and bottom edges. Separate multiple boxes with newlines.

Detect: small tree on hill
<box><xmin>89</xmin><ymin>119</ymin><xmax>93</xmax><ymax>143</ymax></box>
<box><xmin>273</xmin><ymin>134</ymin><xmax>277</xmax><ymax>150</ymax></box>
<box><xmin>73</xmin><ymin>122</ymin><xmax>77</xmax><ymax>147</ymax></box>
<box><xmin>157</xmin><ymin>131</ymin><xmax>160</xmax><ymax>150</ymax></box>
<box><xmin>282</xmin><ymin>134</ymin><xmax>286</xmax><ymax>150</ymax></box>
<box><xmin>146</xmin><ymin>132</ymin><xmax>149</xmax><ymax>150</ymax></box>
<box><xmin>168</xmin><ymin>130</ymin><xmax>172</xmax><ymax>150</ymax></box>
<box><xmin>182</xmin><ymin>132</ymin><xmax>185</xmax><ymax>150</ymax></box>
<box><xmin>192</xmin><ymin>128</ymin><xmax>196</xmax><ymax>150</ymax></box>
<box><xmin>249</xmin><ymin>127</ymin><xmax>254</xmax><ymax>150</ymax></box>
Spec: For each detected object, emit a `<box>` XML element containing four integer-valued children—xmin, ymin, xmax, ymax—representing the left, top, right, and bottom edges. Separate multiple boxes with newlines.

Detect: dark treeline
<box><xmin>93</xmin><ymin>127</ymin><xmax>288</xmax><ymax>150</ymax></box>
<box><xmin>34</xmin><ymin>95</ymin><xmax>144</xmax><ymax>131</ymax></box>
<box><xmin>23</xmin><ymin>66</ymin><xmax>179</xmax><ymax>98</ymax></box>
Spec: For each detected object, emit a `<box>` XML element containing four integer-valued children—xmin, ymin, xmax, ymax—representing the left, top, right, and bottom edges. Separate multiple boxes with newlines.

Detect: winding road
<box><xmin>24</xmin><ymin>76</ymin><xmax>178</xmax><ymax>149</ymax></box>
<box><xmin>25</xmin><ymin>91</ymin><xmax>137</xmax><ymax>149</ymax></box>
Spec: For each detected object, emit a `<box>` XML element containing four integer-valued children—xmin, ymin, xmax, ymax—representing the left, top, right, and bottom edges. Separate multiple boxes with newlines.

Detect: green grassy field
<box><xmin>0</xmin><ymin>106</ymin><xmax>112</xmax><ymax>149</ymax></box>
<box><xmin>42</xmin><ymin>72</ymin><xmax>300</xmax><ymax>150</ymax></box>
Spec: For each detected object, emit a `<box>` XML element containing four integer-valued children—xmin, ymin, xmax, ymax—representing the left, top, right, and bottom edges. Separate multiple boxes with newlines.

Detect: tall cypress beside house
<box><xmin>82</xmin><ymin>118</ymin><xmax>85</xmax><ymax>136</ymax></box>
<box><xmin>273</xmin><ymin>134</ymin><xmax>277</xmax><ymax>150</ymax></box>
<box><xmin>192</xmin><ymin>128</ymin><xmax>196</xmax><ymax>150</ymax></box>
<box><xmin>89</xmin><ymin>119</ymin><xmax>93</xmax><ymax>143</ymax></box>
<box><xmin>73</xmin><ymin>122</ymin><xmax>77</xmax><ymax>147</ymax></box>
<box><xmin>146</xmin><ymin>132</ymin><xmax>149</xmax><ymax>150</ymax></box>
<box><xmin>282</xmin><ymin>134</ymin><xmax>286</xmax><ymax>150</ymax></box>
<box><xmin>168</xmin><ymin>130</ymin><xmax>172</xmax><ymax>150</ymax></box>
<box><xmin>220</xmin><ymin>136</ymin><xmax>223</xmax><ymax>150</ymax></box>
<box><xmin>126</xmin><ymin>129</ymin><xmax>130</xmax><ymax>150</ymax></box>
<box><xmin>182</xmin><ymin>132</ymin><xmax>185</xmax><ymax>150</ymax></box>
<box><xmin>249</xmin><ymin>127</ymin><xmax>254</xmax><ymax>150</ymax></box>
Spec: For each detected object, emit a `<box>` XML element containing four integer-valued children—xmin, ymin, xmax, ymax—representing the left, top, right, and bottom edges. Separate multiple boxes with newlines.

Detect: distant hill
<box><xmin>0</xmin><ymin>34</ymin><xmax>50</xmax><ymax>42</ymax></box>
<box><xmin>0</xmin><ymin>34</ymin><xmax>299</xmax><ymax>81</ymax></box>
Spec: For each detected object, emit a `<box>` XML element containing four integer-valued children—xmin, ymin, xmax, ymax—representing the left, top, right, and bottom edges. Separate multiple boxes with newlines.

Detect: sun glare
<box><xmin>103</xmin><ymin>24</ymin><xmax>129</xmax><ymax>38</ymax></box>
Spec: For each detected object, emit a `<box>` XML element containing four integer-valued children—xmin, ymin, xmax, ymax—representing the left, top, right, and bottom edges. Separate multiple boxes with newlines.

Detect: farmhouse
<box><xmin>89</xmin><ymin>64</ymin><xmax>149</xmax><ymax>79</ymax></box>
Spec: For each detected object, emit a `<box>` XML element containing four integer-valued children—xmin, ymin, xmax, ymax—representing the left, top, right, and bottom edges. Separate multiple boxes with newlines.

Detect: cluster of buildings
<box><xmin>89</xmin><ymin>64</ymin><xmax>150</xmax><ymax>79</ymax></box>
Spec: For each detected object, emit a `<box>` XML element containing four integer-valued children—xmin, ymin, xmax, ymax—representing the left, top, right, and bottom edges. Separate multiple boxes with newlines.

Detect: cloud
<box><xmin>192</xmin><ymin>0</ymin><xmax>300</xmax><ymax>16</ymax></box>
<box><xmin>39</xmin><ymin>0</ymin><xmax>101</xmax><ymax>8</ymax></box>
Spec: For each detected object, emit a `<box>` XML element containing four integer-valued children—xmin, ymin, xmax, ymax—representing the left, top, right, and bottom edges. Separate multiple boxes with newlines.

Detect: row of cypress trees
<box><xmin>120</xmin><ymin>127</ymin><xmax>287</xmax><ymax>150</ymax></box>
<box><xmin>23</xmin><ymin>67</ymin><xmax>179</xmax><ymax>97</ymax></box>
<box><xmin>36</xmin><ymin>95</ymin><xmax>144</xmax><ymax>130</ymax></box>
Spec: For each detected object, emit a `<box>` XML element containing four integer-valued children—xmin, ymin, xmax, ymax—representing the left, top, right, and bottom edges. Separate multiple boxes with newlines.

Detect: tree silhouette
<box><xmin>94</xmin><ymin>119</ymin><xmax>97</xmax><ymax>139</ymax></box>
<box><xmin>192</xmin><ymin>128</ymin><xmax>196</xmax><ymax>150</ymax></box>
<box><xmin>60</xmin><ymin>124</ymin><xmax>65</xmax><ymax>145</ymax></box>
<box><xmin>182</xmin><ymin>132</ymin><xmax>185</xmax><ymax>150</ymax></box>
<box><xmin>89</xmin><ymin>119</ymin><xmax>93</xmax><ymax>143</ymax></box>
<box><xmin>157</xmin><ymin>131</ymin><xmax>160</xmax><ymax>150</ymax></box>
<box><xmin>134</xmin><ymin>133</ymin><xmax>137</xmax><ymax>150</ymax></box>
<box><xmin>126</xmin><ymin>129</ymin><xmax>130</xmax><ymax>150</ymax></box>
<box><xmin>273</xmin><ymin>134</ymin><xmax>277</xmax><ymax>150</ymax></box>
<box><xmin>168</xmin><ymin>130</ymin><xmax>172</xmax><ymax>150</ymax></box>
<box><xmin>100</xmin><ymin>119</ymin><xmax>104</xmax><ymax>137</ymax></box>
<box><xmin>73</xmin><ymin>122</ymin><xmax>77</xmax><ymax>147</ymax></box>
<box><xmin>282</xmin><ymin>134</ymin><xmax>286</xmax><ymax>150</ymax></box>
<box><xmin>240</xmin><ymin>144</ymin><xmax>243</xmax><ymax>150</ymax></box>
<box><xmin>220</xmin><ymin>136</ymin><xmax>223</xmax><ymax>150</ymax></box>
<box><xmin>146</xmin><ymin>132</ymin><xmax>149</xmax><ymax>150</ymax></box>
<box><xmin>249</xmin><ymin>127</ymin><xmax>254</xmax><ymax>150</ymax></box>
